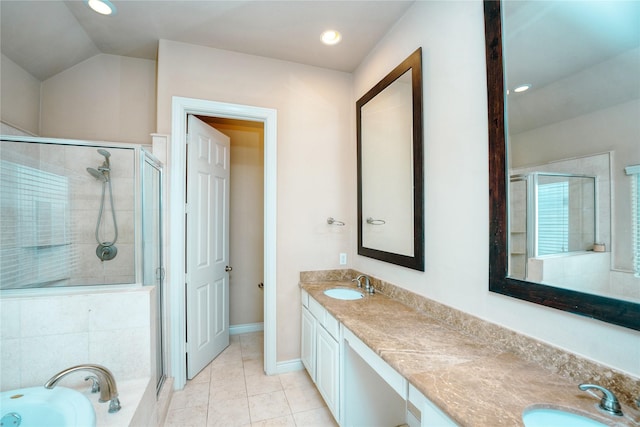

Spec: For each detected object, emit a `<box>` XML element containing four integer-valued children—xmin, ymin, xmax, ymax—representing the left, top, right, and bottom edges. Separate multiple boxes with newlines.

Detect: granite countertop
<box><xmin>300</xmin><ymin>280</ymin><xmax>639</xmax><ymax>427</ymax></box>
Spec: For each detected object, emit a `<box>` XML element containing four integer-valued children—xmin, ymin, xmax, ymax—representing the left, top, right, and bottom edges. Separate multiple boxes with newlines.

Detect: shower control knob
<box><xmin>97</xmin><ymin>244</ymin><xmax>117</xmax><ymax>261</ymax></box>
<box><xmin>225</xmin><ymin>266</ymin><xmax>233</xmax><ymax>272</ymax></box>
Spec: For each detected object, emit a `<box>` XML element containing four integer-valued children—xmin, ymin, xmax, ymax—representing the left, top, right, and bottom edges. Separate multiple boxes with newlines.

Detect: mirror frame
<box><xmin>356</xmin><ymin>48</ymin><xmax>424</xmax><ymax>271</ymax></box>
<box><xmin>483</xmin><ymin>0</ymin><xmax>639</xmax><ymax>331</ymax></box>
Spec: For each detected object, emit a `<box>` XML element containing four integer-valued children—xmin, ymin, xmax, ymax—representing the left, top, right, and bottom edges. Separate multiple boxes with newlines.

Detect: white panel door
<box><xmin>186</xmin><ymin>115</ymin><xmax>231</xmax><ymax>379</ymax></box>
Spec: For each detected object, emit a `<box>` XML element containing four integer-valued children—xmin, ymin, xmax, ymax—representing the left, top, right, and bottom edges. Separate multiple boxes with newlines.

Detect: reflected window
<box><xmin>627</xmin><ymin>164</ymin><xmax>640</xmax><ymax>277</ymax></box>
<box><xmin>537</xmin><ymin>181</ymin><xmax>568</xmax><ymax>255</ymax></box>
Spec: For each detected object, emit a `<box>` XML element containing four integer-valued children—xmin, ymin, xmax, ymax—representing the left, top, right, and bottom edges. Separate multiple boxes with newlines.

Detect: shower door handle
<box><xmin>225</xmin><ymin>266</ymin><xmax>233</xmax><ymax>272</ymax></box>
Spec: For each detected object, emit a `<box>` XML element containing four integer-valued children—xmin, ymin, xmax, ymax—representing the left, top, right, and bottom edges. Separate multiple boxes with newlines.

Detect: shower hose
<box><xmin>96</xmin><ymin>178</ymin><xmax>118</xmax><ymax>247</ymax></box>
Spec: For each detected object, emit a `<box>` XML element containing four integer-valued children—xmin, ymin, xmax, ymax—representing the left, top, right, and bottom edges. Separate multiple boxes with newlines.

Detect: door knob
<box><xmin>225</xmin><ymin>266</ymin><xmax>233</xmax><ymax>272</ymax></box>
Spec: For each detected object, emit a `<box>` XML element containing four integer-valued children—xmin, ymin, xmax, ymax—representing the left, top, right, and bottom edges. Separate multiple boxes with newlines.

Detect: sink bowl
<box><xmin>523</xmin><ymin>408</ymin><xmax>606</xmax><ymax>427</ymax></box>
<box><xmin>324</xmin><ymin>288</ymin><xmax>364</xmax><ymax>300</ymax></box>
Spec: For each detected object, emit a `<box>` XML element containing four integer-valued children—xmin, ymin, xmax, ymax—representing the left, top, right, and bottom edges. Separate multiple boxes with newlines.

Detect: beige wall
<box><xmin>40</xmin><ymin>54</ymin><xmax>156</xmax><ymax>144</ymax></box>
<box><xmin>1</xmin><ymin>53</ymin><xmax>41</xmax><ymax>135</ymax></box>
<box><xmin>352</xmin><ymin>0</ymin><xmax>639</xmax><ymax>376</ymax></box>
<box><xmin>157</xmin><ymin>40</ymin><xmax>354</xmax><ymax>361</ymax></box>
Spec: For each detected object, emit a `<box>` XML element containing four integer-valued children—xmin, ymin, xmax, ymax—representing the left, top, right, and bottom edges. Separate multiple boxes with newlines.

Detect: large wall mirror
<box><xmin>484</xmin><ymin>1</ymin><xmax>640</xmax><ymax>330</ymax></box>
<box><xmin>357</xmin><ymin>48</ymin><xmax>424</xmax><ymax>271</ymax></box>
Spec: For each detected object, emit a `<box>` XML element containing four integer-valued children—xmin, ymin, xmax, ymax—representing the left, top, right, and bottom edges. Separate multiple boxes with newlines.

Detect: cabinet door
<box><xmin>316</xmin><ymin>325</ymin><xmax>340</xmax><ymax>418</ymax></box>
<box><xmin>301</xmin><ymin>306</ymin><xmax>317</xmax><ymax>381</ymax></box>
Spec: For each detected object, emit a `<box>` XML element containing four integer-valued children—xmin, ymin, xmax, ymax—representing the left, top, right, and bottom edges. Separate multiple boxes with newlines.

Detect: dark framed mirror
<box><xmin>357</xmin><ymin>48</ymin><xmax>424</xmax><ymax>271</ymax></box>
<box><xmin>484</xmin><ymin>0</ymin><xmax>639</xmax><ymax>330</ymax></box>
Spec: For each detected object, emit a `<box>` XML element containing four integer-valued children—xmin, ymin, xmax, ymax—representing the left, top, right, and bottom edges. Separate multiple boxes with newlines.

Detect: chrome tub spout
<box><xmin>44</xmin><ymin>364</ymin><xmax>121</xmax><ymax>413</ymax></box>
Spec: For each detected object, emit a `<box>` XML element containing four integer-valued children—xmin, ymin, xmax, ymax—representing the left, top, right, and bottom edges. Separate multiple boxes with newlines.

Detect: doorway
<box><xmin>169</xmin><ymin>97</ymin><xmax>278</xmax><ymax>389</ymax></box>
<box><xmin>198</xmin><ymin>117</ymin><xmax>265</xmax><ymax>337</ymax></box>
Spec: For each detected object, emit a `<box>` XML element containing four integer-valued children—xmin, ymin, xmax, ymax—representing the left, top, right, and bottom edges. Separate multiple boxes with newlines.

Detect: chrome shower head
<box><xmin>87</xmin><ymin>167</ymin><xmax>107</xmax><ymax>182</ymax></box>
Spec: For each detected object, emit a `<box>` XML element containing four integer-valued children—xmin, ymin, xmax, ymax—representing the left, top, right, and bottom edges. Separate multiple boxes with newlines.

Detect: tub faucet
<box><xmin>579</xmin><ymin>384</ymin><xmax>622</xmax><ymax>416</ymax></box>
<box><xmin>45</xmin><ymin>364</ymin><xmax>121</xmax><ymax>413</ymax></box>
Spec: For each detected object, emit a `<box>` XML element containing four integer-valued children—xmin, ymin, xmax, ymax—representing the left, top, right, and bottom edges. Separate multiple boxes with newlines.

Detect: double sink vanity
<box><xmin>299</xmin><ymin>272</ymin><xmax>639</xmax><ymax>427</ymax></box>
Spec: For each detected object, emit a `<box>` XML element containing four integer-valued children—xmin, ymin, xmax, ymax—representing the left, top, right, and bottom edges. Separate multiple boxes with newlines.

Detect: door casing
<box><xmin>170</xmin><ymin>97</ymin><xmax>277</xmax><ymax>389</ymax></box>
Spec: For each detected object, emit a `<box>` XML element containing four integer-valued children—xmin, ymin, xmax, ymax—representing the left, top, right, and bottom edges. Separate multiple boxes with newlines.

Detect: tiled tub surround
<box><xmin>0</xmin><ymin>286</ymin><xmax>169</xmax><ymax>426</ymax></box>
<box><xmin>300</xmin><ymin>270</ymin><xmax>640</xmax><ymax>426</ymax></box>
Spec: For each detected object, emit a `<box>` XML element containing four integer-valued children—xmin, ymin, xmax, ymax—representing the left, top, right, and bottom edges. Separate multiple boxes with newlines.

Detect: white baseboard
<box><xmin>228</xmin><ymin>324</ymin><xmax>302</xmax><ymax>375</ymax></box>
<box><xmin>275</xmin><ymin>359</ymin><xmax>304</xmax><ymax>374</ymax></box>
<box><xmin>230</xmin><ymin>322</ymin><xmax>264</xmax><ymax>335</ymax></box>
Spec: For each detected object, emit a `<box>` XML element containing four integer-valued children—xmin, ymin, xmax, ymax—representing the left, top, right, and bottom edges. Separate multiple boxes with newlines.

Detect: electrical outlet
<box><xmin>339</xmin><ymin>253</ymin><xmax>347</xmax><ymax>265</ymax></box>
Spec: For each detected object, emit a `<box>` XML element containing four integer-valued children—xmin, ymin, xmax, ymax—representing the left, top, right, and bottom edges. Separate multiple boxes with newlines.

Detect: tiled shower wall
<box><xmin>1</xmin><ymin>140</ymin><xmax>136</xmax><ymax>288</ymax></box>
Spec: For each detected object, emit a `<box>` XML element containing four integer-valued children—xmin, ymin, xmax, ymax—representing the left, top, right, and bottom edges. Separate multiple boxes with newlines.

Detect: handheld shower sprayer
<box><xmin>86</xmin><ymin>148</ymin><xmax>118</xmax><ymax>261</ymax></box>
<box><xmin>98</xmin><ymin>149</ymin><xmax>111</xmax><ymax>164</ymax></box>
<box><xmin>97</xmin><ymin>149</ymin><xmax>111</xmax><ymax>175</ymax></box>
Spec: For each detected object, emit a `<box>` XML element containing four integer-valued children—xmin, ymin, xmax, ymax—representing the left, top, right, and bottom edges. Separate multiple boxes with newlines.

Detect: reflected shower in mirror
<box><xmin>357</xmin><ymin>48</ymin><xmax>424</xmax><ymax>271</ymax></box>
<box><xmin>510</xmin><ymin>172</ymin><xmax>598</xmax><ymax>281</ymax></box>
<box><xmin>484</xmin><ymin>0</ymin><xmax>640</xmax><ymax>330</ymax></box>
<box><xmin>503</xmin><ymin>1</ymin><xmax>639</xmax><ymax>302</ymax></box>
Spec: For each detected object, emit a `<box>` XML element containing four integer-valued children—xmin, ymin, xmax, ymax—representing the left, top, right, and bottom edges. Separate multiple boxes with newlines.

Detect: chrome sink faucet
<box><xmin>352</xmin><ymin>274</ymin><xmax>374</xmax><ymax>294</ymax></box>
<box><xmin>45</xmin><ymin>364</ymin><xmax>121</xmax><ymax>413</ymax></box>
<box><xmin>579</xmin><ymin>384</ymin><xmax>623</xmax><ymax>416</ymax></box>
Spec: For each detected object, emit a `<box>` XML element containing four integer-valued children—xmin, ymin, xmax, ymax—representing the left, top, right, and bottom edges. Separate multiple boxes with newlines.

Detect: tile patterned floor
<box><xmin>164</xmin><ymin>332</ymin><xmax>338</xmax><ymax>427</ymax></box>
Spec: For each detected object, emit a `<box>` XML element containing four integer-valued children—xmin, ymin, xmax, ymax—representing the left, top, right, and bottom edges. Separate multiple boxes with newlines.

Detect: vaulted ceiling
<box><xmin>1</xmin><ymin>0</ymin><xmax>414</xmax><ymax>81</ymax></box>
<box><xmin>1</xmin><ymin>0</ymin><xmax>638</xmax><ymax>135</ymax></box>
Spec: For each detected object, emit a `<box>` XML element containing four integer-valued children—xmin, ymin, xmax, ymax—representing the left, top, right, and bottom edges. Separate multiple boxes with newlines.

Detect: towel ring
<box><xmin>327</xmin><ymin>217</ymin><xmax>345</xmax><ymax>226</ymax></box>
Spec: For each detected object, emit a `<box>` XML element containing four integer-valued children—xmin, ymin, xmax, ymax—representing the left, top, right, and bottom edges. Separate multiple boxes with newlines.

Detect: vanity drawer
<box><xmin>308</xmin><ymin>296</ymin><xmax>339</xmax><ymax>339</ymax></box>
<box><xmin>408</xmin><ymin>384</ymin><xmax>458</xmax><ymax>427</ymax></box>
<box><xmin>309</xmin><ymin>295</ymin><xmax>326</xmax><ymax>322</ymax></box>
<box><xmin>324</xmin><ymin>312</ymin><xmax>339</xmax><ymax>340</ymax></box>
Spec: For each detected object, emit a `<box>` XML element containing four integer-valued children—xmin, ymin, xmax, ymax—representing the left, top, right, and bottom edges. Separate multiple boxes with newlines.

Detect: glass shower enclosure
<box><xmin>0</xmin><ymin>135</ymin><xmax>166</xmax><ymax>392</ymax></box>
<box><xmin>509</xmin><ymin>172</ymin><xmax>597</xmax><ymax>280</ymax></box>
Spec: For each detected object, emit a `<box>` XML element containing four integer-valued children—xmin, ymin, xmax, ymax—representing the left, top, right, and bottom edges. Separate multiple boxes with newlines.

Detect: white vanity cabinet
<box><xmin>300</xmin><ymin>288</ymin><xmax>458</xmax><ymax>427</ymax></box>
<box><xmin>300</xmin><ymin>290</ymin><xmax>340</xmax><ymax>420</ymax></box>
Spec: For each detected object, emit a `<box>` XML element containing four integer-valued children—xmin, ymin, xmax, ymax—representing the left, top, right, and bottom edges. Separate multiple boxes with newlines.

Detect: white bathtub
<box><xmin>0</xmin><ymin>386</ymin><xmax>95</xmax><ymax>427</ymax></box>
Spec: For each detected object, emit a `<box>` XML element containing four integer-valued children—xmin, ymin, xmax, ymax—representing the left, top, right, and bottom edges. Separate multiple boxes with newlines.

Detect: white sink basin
<box><xmin>324</xmin><ymin>288</ymin><xmax>364</xmax><ymax>300</ymax></box>
<box><xmin>523</xmin><ymin>408</ymin><xmax>606</xmax><ymax>427</ymax></box>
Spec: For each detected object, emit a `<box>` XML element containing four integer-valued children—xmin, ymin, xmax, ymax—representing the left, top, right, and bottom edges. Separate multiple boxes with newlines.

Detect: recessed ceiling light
<box><xmin>513</xmin><ymin>84</ymin><xmax>531</xmax><ymax>93</ymax></box>
<box><xmin>321</xmin><ymin>30</ymin><xmax>342</xmax><ymax>45</ymax></box>
<box><xmin>86</xmin><ymin>0</ymin><xmax>117</xmax><ymax>16</ymax></box>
